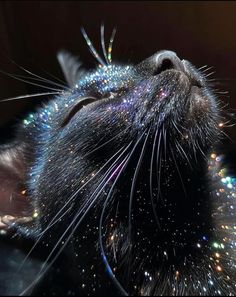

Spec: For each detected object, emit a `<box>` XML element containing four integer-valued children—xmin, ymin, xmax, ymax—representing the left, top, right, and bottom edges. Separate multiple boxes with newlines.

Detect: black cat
<box><xmin>0</xmin><ymin>31</ymin><xmax>235</xmax><ymax>296</ymax></box>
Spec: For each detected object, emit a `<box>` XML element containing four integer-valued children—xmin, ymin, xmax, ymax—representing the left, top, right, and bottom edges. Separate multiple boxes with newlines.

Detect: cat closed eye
<box><xmin>61</xmin><ymin>97</ymin><xmax>98</xmax><ymax>127</ymax></box>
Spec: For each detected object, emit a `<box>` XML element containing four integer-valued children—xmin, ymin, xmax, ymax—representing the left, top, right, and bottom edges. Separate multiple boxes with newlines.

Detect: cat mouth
<box><xmin>179</xmin><ymin>71</ymin><xmax>203</xmax><ymax>93</ymax></box>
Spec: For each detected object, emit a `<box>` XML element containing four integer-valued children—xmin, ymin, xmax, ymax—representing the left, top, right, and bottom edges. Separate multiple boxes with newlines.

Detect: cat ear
<box><xmin>0</xmin><ymin>143</ymin><xmax>33</xmax><ymax>232</ymax></box>
<box><xmin>57</xmin><ymin>50</ymin><xmax>86</xmax><ymax>88</ymax></box>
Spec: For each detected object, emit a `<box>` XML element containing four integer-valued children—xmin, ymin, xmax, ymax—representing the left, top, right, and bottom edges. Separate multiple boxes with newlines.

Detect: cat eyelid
<box><xmin>61</xmin><ymin>88</ymin><xmax>128</xmax><ymax>128</ymax></box>
<box><xmin>61</xmin><ymin>96</ymin><xmax>98</xmax><ymax>127</ymax></box>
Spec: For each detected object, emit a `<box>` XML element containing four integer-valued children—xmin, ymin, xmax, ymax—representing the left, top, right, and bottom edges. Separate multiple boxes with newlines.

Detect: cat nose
<box><xmin>152</xmin><ymin>50</ymin><xmax>185</xmax><ymax>74</ymax></box>
<box><xmin>137</xmin><ymin>50</ymin><xmax>185</xmax><ymax>75</ymax></box>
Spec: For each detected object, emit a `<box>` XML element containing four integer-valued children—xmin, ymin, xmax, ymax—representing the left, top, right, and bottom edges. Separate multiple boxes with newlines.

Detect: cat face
<box><xmin>55</xmin><ymin>50</ymin><xmax>220</xmax><ymax>153</ymax></box>
<box><xmin>0</xmin><ymin>49</ymin><xmax>221</xmax><ymax>235</ymax></box>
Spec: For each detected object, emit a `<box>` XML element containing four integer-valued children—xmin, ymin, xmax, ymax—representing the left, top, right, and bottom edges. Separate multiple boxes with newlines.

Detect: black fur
<box><xmin>1</xmin><ymin>47</ymin><xmax>234</xmax><ymax>296</ymax></box>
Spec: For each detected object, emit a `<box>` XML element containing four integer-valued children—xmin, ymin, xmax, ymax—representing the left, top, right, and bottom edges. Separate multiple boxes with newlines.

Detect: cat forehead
<box><xmin>76</xmin><ymin>64</ymin><xmax>134</xmax><ymax>93</ymax></box>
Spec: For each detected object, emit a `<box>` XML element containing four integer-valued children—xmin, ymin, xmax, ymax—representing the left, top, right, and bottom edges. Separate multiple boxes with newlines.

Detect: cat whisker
<box><xmin>163</xmin><ymin>125</ymin><xmax>167</xmax><ymax>162</ymax></box>
<box><xmin>40</xmin><ymin>67</ymin><xmax>68</xmax><ymax>85</ymax></box>
<box><xmin>18</xmin><ymin>143</ymin><xmax>133</xmax><ymax>271</ymax></box>
<box><xmin>10</xmin><ymin>64</ymin><xmax>68</xmax><ymax>90</ymax></box>
<box><xmin>127</xmin><ymin>129</ymin><xmax>150</xmax><ymax>278</ymax></box>
<box><xmin>0</xmin><ymin>69</ymin><xmax>61</xmax><ymax>92</ymax></box>
<box><xmin>220</xmin><ymin>129</ymin><xmax>233</xmax><ymax>142</ymax></box>
<box><xmin>128</xmin><ymin>130</ymin><xmax>149</xmax><ymax>237</ymax></box>
<box><xmin>204</xmin><ymin>71</ymin><xmax>216</xmax><ymax>78</ymax></box>
<box><xmin>195</xmin><ymin>141</ymin><xmax>207</xmax><ymax>161</ymax></box>
<box><xmin>156</xmin><ymin>128</ymin><xmax>163</xmax><ymax>205</ymax></box>
<box><xmin>101</xmin><ymin>23</ymin><xmax>109</xmax><ymax>65</ymax></box>
<box><xmin>198</xmin><ymin>65</ymin><xmax>208</xmax><ymax>71</ymax></box>
<box><xmin>149</xmin><ymin>125</ymin><xmax>161</xmax><ymax>229</ymax></box>
<box><xmin>81</xmin><ymin>27</ymin><xmax>106</xmax><ymax>67</ymax></box>
<box><xmin>201</xmin><ymin>66</ymin><xmax>214</xmax><ymax>74</ymax></box>
<box><xmin>176</xmin><ymin>142</ymin><xmax>192</xmax><ymax>169</ymax></box>
<box><xmin>170</xmin><ymin>146</ymin><xmax>187</xmax><ymax>197</ymax></box>
<box><xmin>84</xmin><ymin>125</ymin><xmax>132</xmax><ymax>157</ymax></box>
<box><xmin>8</xmin><ymin>55</ymin><xmax>68</xmax><ymax>89</ymax></box>
<box><xmin>108</xmin><ymin>28</ymin><xmax>116</xmax><ymax>64</ymax></box>
<box><xmin>0</xmin><ymin>91</ymin><xmax>60</xmax><ymax>103</ymax></box>
<box><xmin>20</xmin><ymin>147</ymin><xmax>130</xmax><ymax>295</ymax></box>
<box><xmin>40</xmin><ymin>143</ymin><xmax>132</xmax><ymax>235</ymax></box>
<box><xmin>172</xmin><ymin>119</ymin><xmax>185</xmax><ymax>138</ymax></box>
<box><xmin>214</xmin><ymin>91</ymin><xmax>230</xmax><ymax>95</ymax></box>
<box><xmin>10</xmin><ymin>73</ymin><xmax>67</xmax><ymax>90</ymax></box>
<box><xmin>99</xmin><ymin>155</ymin><xmax>130</xmax><ymax>296</ymax></box>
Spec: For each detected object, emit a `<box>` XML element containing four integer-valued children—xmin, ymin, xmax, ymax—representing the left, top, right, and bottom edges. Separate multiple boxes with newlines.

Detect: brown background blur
<box><xmin>0</xmin><ymin>1</ymin><xmax>236</xmax><ymax>142</ymax></box>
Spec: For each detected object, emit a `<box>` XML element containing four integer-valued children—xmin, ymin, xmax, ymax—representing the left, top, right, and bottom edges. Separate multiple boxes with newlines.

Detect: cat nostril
<box><xmin>153</xmin><ymin>51</ymin><xmax>185</xmax><ymax>76</ymax></box>
<box><xmin>137</xmin><ymin>50</ymin><xmax>185</xmax><ymax>76</ymax></box>
<box><xmin>154</xmin><ymin>58</ymin><xmax>175</xmax><ymax>75</ymax></box>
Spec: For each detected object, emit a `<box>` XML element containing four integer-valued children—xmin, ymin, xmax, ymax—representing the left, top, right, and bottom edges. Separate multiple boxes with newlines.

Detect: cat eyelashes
<box><xmin>61</xmin><ymin>96</ymin><xmax>98</xmax><ymax>128</ymax></box>
<box><xmin>61</xmin><ymin>91</ymin><xmax>122</xmax><ymax>128</ymax></box>
<box><xmin>61</xmin><ymin>89</ymin><xmax>127</xmax><ymax>128</ymax></box>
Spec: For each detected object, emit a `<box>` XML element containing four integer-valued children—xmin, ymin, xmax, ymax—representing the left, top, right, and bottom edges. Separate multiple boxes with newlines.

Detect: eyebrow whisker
<box><xmin>81</xmin><ymin>27</ymin><xmax>106</xmax><ymax>67</ymax></box>
<box><xmin>108</xmin><ymin>28</ymin><xmax>117</xmax><ymax>64</ymax></box>
<box><xmin>101</xmin><ymin>23</ymin><xmax>109</xmax><ymax>65</ymax></box>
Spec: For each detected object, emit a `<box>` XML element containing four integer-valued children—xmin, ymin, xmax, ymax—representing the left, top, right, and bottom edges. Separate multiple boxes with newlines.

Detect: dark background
<box><xmin>0</xmin><ymin>1</ymin><xmax>236</xmax><ymax>142</ymax></box>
